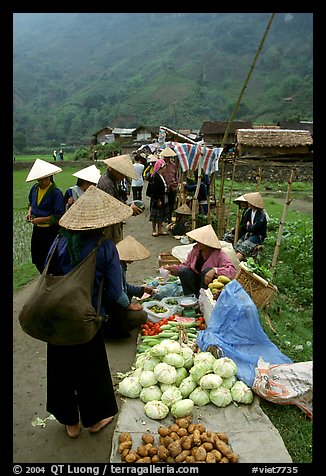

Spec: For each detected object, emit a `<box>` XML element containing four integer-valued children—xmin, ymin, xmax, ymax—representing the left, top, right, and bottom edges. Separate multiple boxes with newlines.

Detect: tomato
<box><xmin>168</xmin><ymin>315</ymin><xmax>175</xmax><ymax>321</ymax></box>
<box><xmin>199</xmin><ymin>323</ymin><xmax>206</xmax><ymax>330</ymax></box>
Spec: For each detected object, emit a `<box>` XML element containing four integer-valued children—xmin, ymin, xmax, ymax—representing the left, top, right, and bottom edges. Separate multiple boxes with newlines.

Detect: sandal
<box><xmin>89</xmin><ymin>416</ymin><xmax>114</xmax><ymax>434</ymax></box>
<box><xmin>158</xmin><ymin>232</ymin><xmax>168</xmax><ymax>236</ymax></box>
<box><xmin>152</xmin><ymin>232</ymin><xmax>158</xmax><ymax>237</ymax></box>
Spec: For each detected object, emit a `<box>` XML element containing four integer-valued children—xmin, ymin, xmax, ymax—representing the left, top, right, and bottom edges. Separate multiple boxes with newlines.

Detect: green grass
<box><xmin>13</xmin><ymin>170</ymin><xmax>313</xmax><ymax>462</ymax></box>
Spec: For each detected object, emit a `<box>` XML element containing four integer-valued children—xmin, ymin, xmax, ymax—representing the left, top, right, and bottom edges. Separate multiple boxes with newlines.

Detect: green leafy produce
<box><xmin>245</xmin><ymin>258</ymin><xmax>273</xmax><ymax>282</ymax></box>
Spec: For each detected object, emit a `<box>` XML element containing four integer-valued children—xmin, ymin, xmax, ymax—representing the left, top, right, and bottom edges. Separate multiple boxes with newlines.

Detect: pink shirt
<box><xmin>169</xmin><ymin>244</ymin><xmax>237</xmax><ymax>279</ymax></box>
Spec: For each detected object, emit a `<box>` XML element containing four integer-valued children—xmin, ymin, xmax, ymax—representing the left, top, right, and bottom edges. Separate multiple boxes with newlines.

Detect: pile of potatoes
<box><xmin>118</xmin><ymin>415</ymin><xmax>238</xmax><ymax>463</ymax></box>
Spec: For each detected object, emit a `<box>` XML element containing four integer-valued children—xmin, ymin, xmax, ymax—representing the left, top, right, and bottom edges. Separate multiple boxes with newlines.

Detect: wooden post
<box><xmin>219</xmin><ymin>197</ymin><xmax>226</xmax><ymax>238</ymax></box>
<box><xmin>225</xmin><ymin>157</ymin><xmax>237</xmax><ymax>230</ymax></box>
<box><xmin>256</xmin><ymin>165</ymin><xmax>263</xmax><ymax>191</ymax></box>
<box><xmin>217</xmin><ymin>159</ymin><xmax>227</xmax><ymax>237</ymax></box>
<box><xmin>270</xmin><ymin>168</ymin><xmax>296</xmax><ymax>277</ymax></box>
<box><xmin>233</xmin><ymin>209</ymin><xmax>241</xmax><ymax>244</ymax></box>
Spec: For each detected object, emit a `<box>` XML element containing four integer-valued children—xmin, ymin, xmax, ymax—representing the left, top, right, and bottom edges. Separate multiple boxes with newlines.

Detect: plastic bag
<box><xmin>252</xmin><ymin>358</ymin><xmax>313</xmax><ymax>419</ymax></box>
<box><xmin>153</xmin><ymin>280</ymin><xmax>184</xmax><ymax>300</ymax></box>
<box><xmin>142</xmin><ymin>300</ymin><xmax>179</xmax><ymax>323</ymax></box>
<box><xmin>196</xmin><ymin>280</ymin><xmax>292</xmax><ymax>387</ymax></box>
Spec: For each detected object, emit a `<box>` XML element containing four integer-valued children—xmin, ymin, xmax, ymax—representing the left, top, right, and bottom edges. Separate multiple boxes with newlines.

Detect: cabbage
<box><xmin>160</xmin><ymin>383</ymin><xmax>178</xmax><ymax>393</ymax></box>
<box><xmin>118</xmin><ymin>376</ymin><xmax>142</xmax><ymax>398</ymax></box>
<box><xmin>178</xmin><ymin>376</ymin><xmax>198</xmax><ymax>398</ymax></box>
<box><xmin>175</xmin><ymin>367</ymin><xmax>188</xmax><ymax>387</ymax></box>
<box><xmin>160</xmin><ymin>339</ymin><xmax>182</xmax><ymax>354</ymax></box>
<box><xmin>193</xmin><ymin>352</ymin><xmax>217</xmax><ymax>371</ymax></box>
<box><xmin>170</xmin><ymin>399</ymin><xmax>194</xmax><ymax>418</ymax></box>
<box><xmin>231</xmin><ymin>381</ymin><xmax>254</xmax><ymax>404</ymax></box>
<box><xmin>154</xmin><ymin>362</ymin><xmax>177</xmax><ymax>384</ymax></box>
<box><xmin>135</xmin><ymin>353</ymin><xmax>149</xmax><ymax>369</ymax></box>
<box><xmin>199</xmin><ymin>373</ymin><xmax>223</xmax><ymax>390</ymax></box>
<box><xmin>150</xmin><ymin>343</ymin><xmax>168</xmax><ymax>359</ymax></box>
<box><xmin>144</xmin><ymin>400</ymin><xmax>169</xmax><ymax>420</ymax></box>
<box><xmin>189</xmin><ymin>362</ymin><xmax>210</xmax><ymax>383</ymax></box>
<box><xmin>189</xmin><ymin>387</ymin><xmax>210</xmax><ymax>406</ymax></box>
<box><xmin>162</xmin><ymin>353</ymin><xmax>184</xmax><ymax>368</ymax></box>
<box><xmin>213</xmin><ymin>357</ymin><xmax>238</xmax><ymax>378</ymax></box>
<box><xmin>139</xmin><ymin>370</ymin><xmax>158</xmax><ymax>388</ymax></box>
<box><xmin>180</xmin><ymin>346</ymin><xmax>195</xmax><ymax>369</ymax></box>
<box><xmin>139</xmin><ymin>385</ymin><xmax>162</xmax><ymax>403</ymax></box>
<box><xmin>221</xmin><ymin>375</ymin><xmax>237</xmax><ymax>390</ymax></box>
<box><xmin>209</xmin><ymin>387</ymin><xmax>232</xmax><ymax>407</ymax></box>
<box><xmin>161</xmin><ymin>387</ymin><xmax>183</xmax><ymax>407</ymax></box>
<box><xmin>131</xmin><ymin>367</ymin><xmax>143</xmax><ymax>378</ymax></box>
<box><xmin>143</xmin><ymin>356</ymin><xmax>161</xmax><ymax>371</ymax></box>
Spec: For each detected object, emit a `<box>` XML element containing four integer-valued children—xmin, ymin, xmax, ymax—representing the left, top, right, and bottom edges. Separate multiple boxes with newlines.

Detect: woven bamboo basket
<box><xmin>158</xmin><ymin>252</ymin><xmax>181</xmax><ymax>267</ymax></box>
<box><xmin>235</xmin><ymin>262</ymin><xmax>277</xmax><ymax>310</ymax></box>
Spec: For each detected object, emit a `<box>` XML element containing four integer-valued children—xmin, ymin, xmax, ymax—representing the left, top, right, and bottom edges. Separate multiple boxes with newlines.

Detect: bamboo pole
<box><xmin>225</xmin><ymin>157</ymin><xmax>237</xmax><ymax>230</ymax></box>
<box><xmin>233</xmin><ymin>209</ymin><xmax>241</xmax><ymax>244</ymax></box>
<box><xmin>270</xmin><ymin>168</ymin><xmax>296</xmax><ymax>277</ymax></box>
<box><xmin>256</xmin><ymin>165</ymin><xmax>263</xmax><ymax>191</ymax></box>
<box><xmin>217</xmin><ymin>160</ymin><xmax>227</xmax><ymax>237</ymax></box>
<box><xmin>219</xmin><ymin>197</ymin><xmax>226</xmax><ymax>238</ymax></box>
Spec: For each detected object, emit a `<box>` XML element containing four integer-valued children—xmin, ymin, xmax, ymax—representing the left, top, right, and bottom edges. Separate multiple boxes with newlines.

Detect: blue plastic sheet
<box><xmin>197</xmin><ymin>280</ymin><xmax>292</xmax><ymax>387</ymax></box>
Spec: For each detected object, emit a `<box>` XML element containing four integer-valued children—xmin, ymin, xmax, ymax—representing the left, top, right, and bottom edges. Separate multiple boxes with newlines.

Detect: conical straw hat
<box><xmin>233</xmin><ymin>194</ymin><xmax>247</xmax><ymax>204</ymax></box>
<box><xmin>243</xmin><ymin>192</ymin><xmax>264</xmax><ymax>209</ymax></box>
<box><xmin>186</xmin><ymin>224</ymin><xmax>221</xmax><ymax>249</ymax></box>
<box><xmin>59</xmin><ymin>185</ymin><xmax>133</xmax><ymax>230</ymax></box>
<box><xmin>25</xmin><ymin>158</ymin><xmax>62</xmax><ymax>182</ymax></box>
<box><xmin>116</xmin><ymin>235</ymin><xmax>150</xmax><ymax>261</ymax></box>
<box><xmin>72</xmin><ymin>164</ymin><xmax>101</xmax><ymax>184</ymax></box>
<box><xmin>159</xmin><ymin>146</ymin><xmax>177</xmax><ymax>158</ymax></box>
<box><xmin>174</xmin><ymin>203</ymin><xmax>192</xmax><ymax>215</ymax></box>
<box><xmin>101</xmin><ymin>154</ymin><xmax>138</xmax><ymax>179</ymax></box>
<box><xmin>147</xmin><ymin>154</ymin><xmax>158</xmax><ymax>163</ymax></box>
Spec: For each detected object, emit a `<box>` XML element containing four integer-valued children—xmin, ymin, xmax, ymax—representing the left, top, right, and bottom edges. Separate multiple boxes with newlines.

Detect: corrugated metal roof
<box><xmin>112</xmin><ymin>128</ymin><xmax>136</xmax><ymax>134</ymax></box>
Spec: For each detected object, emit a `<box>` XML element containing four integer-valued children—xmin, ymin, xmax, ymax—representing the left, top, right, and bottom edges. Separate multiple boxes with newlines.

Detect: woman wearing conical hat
<box><xmin>25</xmin><ymin>158</ymin><xmax>65</xmax><ymax>273</ymax></box>
<box><xmin>163</xmin><ymin>224</ymin><xmax>237</xmax><ymax>297</ymax></box>
<box><xmin>234</xmin><ymin>191</ymin><xmax>268</xmax><ymax>261</ymax></box>
<box><xmin>103</xmin><ymin>235</ymin><xmax>155</xmax><ymax>338</ymax></box>
<box><xmin>43</xmin><ymin>186</ymin><xmax>133</xmax><ymax>438</ymax></box>
<box><xmin>64</xmin><ymin>164</ymin><xmax>102</xmax><ymax>210</ymax></box>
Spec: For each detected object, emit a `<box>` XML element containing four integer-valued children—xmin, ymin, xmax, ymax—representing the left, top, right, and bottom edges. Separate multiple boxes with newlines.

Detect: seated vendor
<box><xmin>102</xmin><ymin>235</ymin><xmax>155</xmax><ymax>338</ymax></box>
<box><xmin>163</xmin><ymin>224</ymin><xmax>237</xmax><ymax>298</ymax></box>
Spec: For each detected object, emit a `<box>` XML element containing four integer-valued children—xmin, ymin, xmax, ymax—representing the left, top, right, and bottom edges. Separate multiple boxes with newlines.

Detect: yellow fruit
<box><xmin>217</xmin><ymin>275</ymin><xmax>231</xmax><ymax>284</ymax></box>
<box><xmin>211</xmin><ymin>281</ymin><xmax>224</xmax><ymax>290</ymax></box>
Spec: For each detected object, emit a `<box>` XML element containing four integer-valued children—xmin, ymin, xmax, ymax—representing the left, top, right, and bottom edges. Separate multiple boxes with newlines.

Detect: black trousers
<box><xmin>178</xmin><ymin>267</ymin><xmax>212</xmax><ymax>298</ymax></box>
<box><xmin>31</xmin><ymin>224</ymin><xmax>60</xmax><ymax>273</ymax></box>
<box><xmin>46</xmin><ymin>329</ymin><xmax>118</xmax><ymax>428</ymax></box>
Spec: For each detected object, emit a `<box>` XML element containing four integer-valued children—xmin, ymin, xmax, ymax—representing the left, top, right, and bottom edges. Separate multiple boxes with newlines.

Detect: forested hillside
<box><xmin>13</xmin><ymin>12</ymin><xmax>313</xmax><ymax>149</ymax></box>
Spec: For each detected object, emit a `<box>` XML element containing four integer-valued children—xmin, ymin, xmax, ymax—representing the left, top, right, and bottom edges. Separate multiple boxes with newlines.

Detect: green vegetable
<box><xmin>245</xmin><ymin>258</ymin><xmax>273</xmax><ymax>282</ymax></box>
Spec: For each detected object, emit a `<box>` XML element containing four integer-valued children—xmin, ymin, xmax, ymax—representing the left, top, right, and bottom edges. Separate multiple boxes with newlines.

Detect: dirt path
<box><xmin>12</xmin><ymin>192</ymin><xmax>312</xmax><ymax>463</ymax></box>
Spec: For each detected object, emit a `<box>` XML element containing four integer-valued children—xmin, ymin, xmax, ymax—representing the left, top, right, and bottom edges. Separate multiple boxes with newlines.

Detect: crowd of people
<box><xmin>23</xmin><ymin>150</ymin><xmax>269</xmax><ymax>439</ymax></box>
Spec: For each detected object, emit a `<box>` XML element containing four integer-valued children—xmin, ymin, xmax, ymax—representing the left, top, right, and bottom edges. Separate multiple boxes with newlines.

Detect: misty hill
<box><xmin>13</xmin><ymin>12</ymin><xmax>313</xmax><ymax>148</ymax></box>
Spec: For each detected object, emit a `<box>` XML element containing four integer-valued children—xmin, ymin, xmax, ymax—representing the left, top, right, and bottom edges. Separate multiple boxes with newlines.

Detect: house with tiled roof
<box><xmin>200</xmin><ymin>120</ymin><xmax>253</xmax><ymax>146</ymax></box>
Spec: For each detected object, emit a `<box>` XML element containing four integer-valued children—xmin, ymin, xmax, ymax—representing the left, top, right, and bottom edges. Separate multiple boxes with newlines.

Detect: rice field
<box><xmin>13</xmin><ymin>209</ymin><xmax>33</xmax><ymax>266</ymax></box>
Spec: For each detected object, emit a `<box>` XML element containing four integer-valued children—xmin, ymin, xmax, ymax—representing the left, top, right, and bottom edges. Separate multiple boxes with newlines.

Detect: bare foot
<box><xmin>66</xmin><ymin>422</ymin><xmax>81</xmax><ymax>438</ymax></box>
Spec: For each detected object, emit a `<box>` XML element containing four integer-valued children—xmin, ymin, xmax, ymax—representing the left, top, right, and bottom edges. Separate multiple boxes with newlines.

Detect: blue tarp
<box><xmin>197</xmin><ymin>280</ymin><xmax>292</xmax><ymax>387</ymax></box>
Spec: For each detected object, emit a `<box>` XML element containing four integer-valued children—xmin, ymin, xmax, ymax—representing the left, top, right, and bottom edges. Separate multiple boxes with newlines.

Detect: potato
<box><xmin>180</xmin><ymin>435</ymin><xmax>193</xmax><ymax>450</ymax></box>
<box><xmin>136</xmin><ymin>445</ymin><xmax>148</xmax><ymax>458</ymax></box>
<box><xmin>125</xmin><ymin>453</ymin><xmax>137</xmax><ymax>463</ymax></box>
<box><xmin>169</xmin><ymin>423</ymin><xmax>180</xmax><ymax>433</ymax></box>
<box><xmin>167</xmin><ymin>440</ymin><xmax>182</xmax><ymax>458</ymax></box>
<box><xmin>227</xmin><ymin>452</ymin><xmax>239</xmax><ymax>463</ymax></box>
<box><xmin>162</xmin><ymin>435</ymin><xmax>174</xmax><ymax>448</ymax></box>
<box><xmin>215</xmin><ymin>439</ymin><xmax>233</xmax><ymax>458</ymax></box>
<box><xmin>185</xmin><ymin>455</ymin><xmax>196</xmax><ymax>463</ymax></box>
<box><xmin>177</xmin><ymin>427</ymin><xmax>188</xmax><ymax>437</ymax></box>
<box><xmin>206</xmin><ymin>453</ymin><xmax>217</xmax><ymax>463</ymax></box>
<box><xmin>119</xmin><ymin>432</ymin><xmax>132</xmax><ymax>443</ymax></box>
<box><xmin>216</xmin><ymin>432</ymin><xmax>229</xmax><ymax>444</ymax></box>
<box><xmin>158</xmin><ymin>445</ymin><xmax>169</xmax><ymax>461</ymax></box>
<box><xmin>118</xmin><ymin>440</ymin><xmax>132</xmax><ymax>453</ymax></box>
<box><xmin>193</xmin><ymin>429</ymin><xmax>201</xmax><ymax>446</ymax></box>
<box><xmin>148</xmin><ymin>446</ymin><xmax>158</xmax><ymax>457</ymax></box>
<box><xmin>121</xmin><ymin>448</ymin><xmax>130</xmax><ymax>461</ymax></box>
<box><xmin>220</xmin><ymin>456</ymin><xmax>229</xmax><ymax>463</ymax></box>
<box><xmin>175</xmin><ymin>449</ymin><xmax>190</xmax><ymax>463</ymax></box>
<box><xmin>195</xmin><ymin>446</ymin><xmax>207</xmax><ymax>461</ymax></box>
<box><xmin>211</xmin><ymin>449</ymin><xmax>222</xmax><ymax>462</ymax></box>
<box><xmin>187</xmin><ymin>423</ymin><xmax>196</xmax><ymax>433</ymax></box>
<box><xmin>175</xmin><ymin>417</ymin><xmax>190</xmax><ymax>429</ymax></box>
<box><xmin>196</xmin><ymin>423</ymin><xmax>206</xmax><ymax>433</ymax></box>
<box><xmin>166</xmin><ymin>456</ymin><xmax>175</xmax><ymax>463</ymax></box>
<box><xmin>169</xmin><ymin>431</ymin><xmax>180</xmax><ymax>440</ymax></box>
<box><xmin>142</xmin><ymin>434</ymin><xmax>154</xmax><ymax>445</ymax></box>
<box><xmin>202</xmin><ymin>442</ymin><xmax>213</xmax><ymax>451</ymax></box>
<box><xmin>151</xmin><ymin>455</ymin><xmax>160</xmax><ymax>463</ymax></box>
<box><xmin>158</xmin><ymin>426</ymin><xmax>170</xmax><ymax>437</ymax></box>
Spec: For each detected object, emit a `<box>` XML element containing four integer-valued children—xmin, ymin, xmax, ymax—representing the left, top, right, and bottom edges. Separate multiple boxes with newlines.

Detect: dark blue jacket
<box><xmin>242</xmin><ymin>208</ymin><xmax>267</xmax><ymax>240</ymax></box>
<box><xmin>28</xmin><ymin>182</ymin><xmax>64</xmax><ymax>224</ymax></box>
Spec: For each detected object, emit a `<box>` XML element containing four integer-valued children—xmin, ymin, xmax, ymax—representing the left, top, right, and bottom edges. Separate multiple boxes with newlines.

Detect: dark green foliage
<box><xmin>13</xmin><ymin>13</ymin><xmax>312</xmax><ymax>148</ymax></box>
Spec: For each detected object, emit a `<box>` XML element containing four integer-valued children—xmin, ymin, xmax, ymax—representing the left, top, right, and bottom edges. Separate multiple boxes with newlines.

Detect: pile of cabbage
<box><xmin>117</xmin><ymin>339</ymin><xmax>253</xmax><ymax>420</ymax></box>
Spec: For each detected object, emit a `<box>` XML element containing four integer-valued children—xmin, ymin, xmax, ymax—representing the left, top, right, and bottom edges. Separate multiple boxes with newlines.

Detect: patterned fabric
<box><xmin>162</xmin><ymin>142</ymin><xmax>222</xmax><ymax>174</ymax></box>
